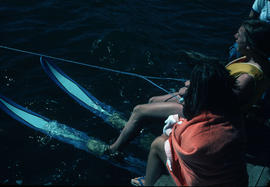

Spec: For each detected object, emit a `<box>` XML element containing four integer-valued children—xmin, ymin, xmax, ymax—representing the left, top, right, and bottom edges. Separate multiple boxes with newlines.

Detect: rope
<box><xmin>0</xmin><ymin>45</ymin><xmax>186</xmax><ymax>94</ymax></box>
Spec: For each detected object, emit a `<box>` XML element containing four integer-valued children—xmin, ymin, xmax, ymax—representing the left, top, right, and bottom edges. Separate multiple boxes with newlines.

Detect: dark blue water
<box><xmin>0</xmin><ymin>0</ymin><xmax>253</xmax><ymax>185</ymax></box>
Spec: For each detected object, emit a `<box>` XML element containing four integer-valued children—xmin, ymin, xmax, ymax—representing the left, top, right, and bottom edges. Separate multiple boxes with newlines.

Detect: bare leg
<box><xmin>145</xmin><ymin>134</ymin><xmax>168</xmax><ymax>186</ymax></box>
<box><xmin>109</xmin><ymin>102</ymin><xmax>183</xmax><ymax>153</ymax></box>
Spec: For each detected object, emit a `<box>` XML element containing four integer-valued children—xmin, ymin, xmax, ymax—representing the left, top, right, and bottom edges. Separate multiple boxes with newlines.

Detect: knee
<box><xmin>148</xmin><ymin>96</ymin><xmax>158</xmax><ymax>103</ymax></box>
<box><xmin>131</xmin><ymin>104</ymin><xmax>145</xmax><ymax>121</ymax></box>
<box><xmin>150</xmin><ymin>136</ymin><xmax>166</xmax><ymax>152</ymax></box>
<box><xmin>133</xmin><ymin>104</ymin><xmax>143</xmax><ymax>114</ymax></box>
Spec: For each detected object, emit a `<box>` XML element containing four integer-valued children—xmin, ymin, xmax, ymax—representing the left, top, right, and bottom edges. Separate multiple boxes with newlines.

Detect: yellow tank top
<box><xmin>226</xmin><ymin>62</ymin><xmax>263</xmax><ymax>80</ymax></box>
<box><xmin>226</xmin><ymin>56</ymin><xmax>269</xmax><ymax>111</ymax></box>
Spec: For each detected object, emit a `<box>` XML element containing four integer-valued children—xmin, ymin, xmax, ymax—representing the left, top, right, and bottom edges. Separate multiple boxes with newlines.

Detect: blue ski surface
<box><xmin>40</xmin><ymin>57</ymin><xmax>125</xmax><ymax>130</ymax></box>
<box><xmin>0</xmin><ymin>94</ymin><xmax>145</xmax><ymax>175</ymax></box>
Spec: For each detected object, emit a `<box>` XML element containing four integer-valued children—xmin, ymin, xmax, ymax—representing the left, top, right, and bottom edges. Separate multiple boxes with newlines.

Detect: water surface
<box><xmin>0</xmin><ymin>0</ymin><xmax>252</xmax><ymax>185</ymax></box>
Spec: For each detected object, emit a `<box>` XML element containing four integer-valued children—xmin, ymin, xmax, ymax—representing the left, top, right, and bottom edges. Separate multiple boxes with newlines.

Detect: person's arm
<box><xmin>233</xmin><ymin>73</ymin><xmax>256</xmax><ymax>105</ymax></box>
<box><xmin>249</xmin><ymin>0</ymin><xmax>264</xmax><ymax>19</ymax></box>
<box><xmin>249</xmin><ymin>9</ymin><xmax>260</xmax><ymax>19</ymax></box>
<box><xmin>149</xmin><ymin>80</ymin><xmax>190</xmax><ymax>103</ymax></box>
<box><xmin>178</xmin><ymin>80</ymin><xmax>190</xmax><ymax>96</ymax></box>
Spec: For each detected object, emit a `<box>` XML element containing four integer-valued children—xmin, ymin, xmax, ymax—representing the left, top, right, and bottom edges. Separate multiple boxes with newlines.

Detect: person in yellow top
<box><xmin>106</xmin><ymin>19</ymin><xmax>270</xmax><ymax>155</ymax></box>
<box><xmin>226</xmin><ymin>56</ymin><xmax>268</xmax><ymax>111</ymax></box>
<box><xmin>225</xmin><ymin>19</ymin><xmax>270</xmax><ymax>111</ymax></box>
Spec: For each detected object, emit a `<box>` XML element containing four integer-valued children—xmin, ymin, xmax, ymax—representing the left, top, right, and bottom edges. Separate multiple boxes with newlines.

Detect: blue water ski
<box><xmin>40</xmin><ymin>56</ymin><xmax>155</xmax><ymax>151</ymax></box>
<box><xmin>40</xmin><ymin>57</ymin><xmax>125</xmax><ymax>130</ymax></box>
<box><xmin>0</xmin><ymin>94</ymin><xmax>145</xmax><ymax>175</ymax></box>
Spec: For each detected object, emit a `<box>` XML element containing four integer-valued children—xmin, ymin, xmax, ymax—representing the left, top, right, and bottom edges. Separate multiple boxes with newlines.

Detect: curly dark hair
<box><xmin>242</xmin><ymin>19</ymin><xmax>270</xmax><ymax>60</ymax></box>
<box><xmin>183</xmin><ymin>62</ymin><xmax>239</xmax><ymax>120</ymax></box>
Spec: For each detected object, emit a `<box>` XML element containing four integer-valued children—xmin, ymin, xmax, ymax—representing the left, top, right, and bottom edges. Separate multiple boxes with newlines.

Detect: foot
<box><xmin>108</xmin><ymin>113</ymin><xmax>127</xmax><ymax>130</ymax></box>
<box><xmin>86</xmin><ymin>139</ymin><xmax>107</xmax><ymax>156</ymax></box>
<box><xmin>131</xmin><ymin>176</ymin><xmax>145</xmax><ymax>186</ymax></box>
<box><xmin>103</xmin><ymin>145</ymin><xmax>124</xmax><ymax>160</ymax></box>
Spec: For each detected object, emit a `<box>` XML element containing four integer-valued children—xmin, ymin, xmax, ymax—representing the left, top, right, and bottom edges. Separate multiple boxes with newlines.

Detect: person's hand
<box><xmin>178</xmin><ymin>80</ymin><xmax>190</xmax><ymax>96</ymax></box>
<box><xmin>179</xmin><ymin>87</ymin><xmax>188</xmax><ymax>96</ymax></box>
<box><xmin>185</xmin><ymin>80</ymin><xmax>190</xmax><ymax>87</ymax></box>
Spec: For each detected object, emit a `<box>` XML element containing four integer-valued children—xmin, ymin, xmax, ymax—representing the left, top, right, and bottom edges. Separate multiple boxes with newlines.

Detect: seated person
<box><xmin>249</xmin><ymin>0</ymin><xmax>270</xmax><ymax>22</ymax></box>
<box><xmin>142</xmin><ymin>62</ymin><xmax>248</xmax><ymax>186</ymax></box>
<box><xmin>229</xmin><ymin>0</ymin><xmax>270</xmax><ymax>61</ymax></box>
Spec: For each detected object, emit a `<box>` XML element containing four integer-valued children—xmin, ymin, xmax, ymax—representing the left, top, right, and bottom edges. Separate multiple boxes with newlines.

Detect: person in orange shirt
<box><xmin>139</xmin><ymin>62</ymin><xmax>248</xmax><ymax>186</ymax></box>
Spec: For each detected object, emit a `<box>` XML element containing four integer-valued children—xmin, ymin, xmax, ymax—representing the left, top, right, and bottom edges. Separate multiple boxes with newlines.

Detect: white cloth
<box><xmin>163</xmin><ymin>114</ymin><xmax>179</xmax><ymax>136</ymax></box>
<box><xmin>163</xmin><ymin>115</ymin><xmax>184</xmax><ymax>171</ymax></box>
<box><xmin>164</xmin><ymin>139</ymin><xmax>172</xmax><ymax>171</ymax></box>
<box><xmin>252</xmin><ymin>0</ymin><xmax>270</xmax><ymax>23</ymax></box>
<box><xmin>163</xmin><ymin>114</ymin><xmax>183</xmax><ymax>136</ymax></box>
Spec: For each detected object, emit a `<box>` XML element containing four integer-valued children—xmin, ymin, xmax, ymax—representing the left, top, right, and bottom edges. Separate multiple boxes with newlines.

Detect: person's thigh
<box><xmin>135</xmin><ymin>102</ymin><xmax>183</xmax><ymax>121</ymax></box>
<box><xmin>151</xmin><ymin>134</ymin><xmax>168</xmax><ymax>165</ymax></box>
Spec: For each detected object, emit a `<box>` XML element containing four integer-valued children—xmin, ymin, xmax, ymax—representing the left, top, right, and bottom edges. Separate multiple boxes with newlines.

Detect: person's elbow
<box><xmin>234</xmin><ymin>74</ymin><xmax>256</xmax><ymax>103</ymax></box>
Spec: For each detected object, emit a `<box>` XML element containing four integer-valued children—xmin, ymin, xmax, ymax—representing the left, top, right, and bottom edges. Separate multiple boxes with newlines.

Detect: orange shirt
<box><xmin>167</xmin><ymin>112</ymin><xmax>248</xmax><ymax>186</ymax></box>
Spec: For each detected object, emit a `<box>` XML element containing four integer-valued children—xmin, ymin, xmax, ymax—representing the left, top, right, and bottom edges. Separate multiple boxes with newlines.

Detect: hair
<box><xmin>183</xmin><ymin>62</ymin><xmax>239</xmax><ymax>120</ymax></box>
<box><xmin>241</xmin><ymin>19</ymin><xmax>270</xmax><ymax>59</ymax></box>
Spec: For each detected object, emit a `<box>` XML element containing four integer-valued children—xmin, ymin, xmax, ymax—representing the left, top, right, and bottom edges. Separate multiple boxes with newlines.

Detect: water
<box><xmin>0</xmin><ymin>0</ymin><xmax>253</xmax><ymax>185</ymax></box>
